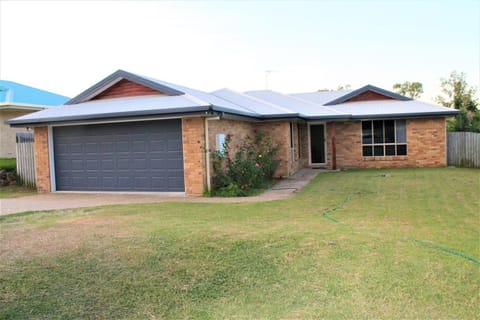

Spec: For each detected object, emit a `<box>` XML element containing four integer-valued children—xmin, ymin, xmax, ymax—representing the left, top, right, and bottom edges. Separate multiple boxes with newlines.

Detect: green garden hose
<box><xmin>320</xmin><ymin>191</ymin><xmax>480</xmax><ymax>266</ymax></box>
<box><xmin>406</xmin><ymin>237</ymin><xmax>480</xmax><ymax>265</ymax></box>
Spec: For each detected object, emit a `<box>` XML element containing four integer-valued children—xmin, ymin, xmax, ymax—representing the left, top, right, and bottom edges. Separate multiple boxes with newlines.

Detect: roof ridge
<box><xmin>220</xmin><ymin>88</ymin><xmax>295</xmax><ymax>114</ymax></box>
<box><xmin>210</xmin><ymin>88</ymin><xmax>260</xmax><ymax>114</ymax></box>
<box><xmin>285</xmin><ymin>93</ymin><xmax>350</xmax><ymax>115</ymax></box>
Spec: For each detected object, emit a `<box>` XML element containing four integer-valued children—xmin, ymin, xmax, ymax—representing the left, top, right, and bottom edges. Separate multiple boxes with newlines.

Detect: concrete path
<box><xmin>0</xmin><ymin>168</ymin><xmax>325</xmax><ymax>216</ymax></box>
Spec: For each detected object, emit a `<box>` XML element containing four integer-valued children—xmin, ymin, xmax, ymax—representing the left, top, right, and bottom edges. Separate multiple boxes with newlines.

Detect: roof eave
<box><xmin>8</xmin><ymin>106</ymin><xmax>211</xmax><ymax>127</ymax></box>
<box><xmin>350</xmin><ymin>110</ymin><xmax>460</xmax><ymax>120</ymax></box>
<box><xmin>0</xmin><ymin>103</ymin><xmax>50</xmax><ymax>111</ymax></box>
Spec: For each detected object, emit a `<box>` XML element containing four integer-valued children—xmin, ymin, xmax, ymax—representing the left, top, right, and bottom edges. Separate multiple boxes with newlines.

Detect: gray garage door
<box><xmin>53</xmin><ymin>119</ymin><xmax>184</xmax><ymax>192</ymax></box>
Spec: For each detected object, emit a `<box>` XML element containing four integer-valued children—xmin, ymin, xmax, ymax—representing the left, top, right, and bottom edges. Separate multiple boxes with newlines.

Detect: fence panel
<box><xmin>15</xmin><ymin>132</ymin><xmax>36</xmax><ymax>187</ymax></box>
<box><xmin>447</xmin><ymin>132</ymin><xmax>480</xmax><ymax>168</ymax></box>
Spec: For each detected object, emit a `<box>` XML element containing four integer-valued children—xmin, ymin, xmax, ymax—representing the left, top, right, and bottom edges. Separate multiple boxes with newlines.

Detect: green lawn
<box><xmin>0</xmin><ymin>185</ymin><xmax>36</xmax><ymax>198</ymax></box>
<box><xmin>0</xmin><ymin>168</ymin><xmax>479</xmax><ymax>319</ymax></box>
<box><xmin>0</xmin><ymin>158</ymin><xmax>16</xmax><ymax>170</ymax></box>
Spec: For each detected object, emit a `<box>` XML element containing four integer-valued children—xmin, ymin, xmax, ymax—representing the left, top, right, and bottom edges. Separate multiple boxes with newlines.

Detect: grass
<box><xmin>0</xmin><ymin>168</ymin><xmax>479</xmax><ymax>319</ymax></box>
<box><xmin>0</xmin><ymin>185</ymin><xmax>36</xmax><ymax>198</ymax></box>
<box><xmin>0</xmin><ymin>158</ymin><xmax>16</xmax><ymax>170</ymax></box>
<box><xmin>0</xmin><ymin>158</ymin><xmax>36</xmax><ymax>198</ymax></box>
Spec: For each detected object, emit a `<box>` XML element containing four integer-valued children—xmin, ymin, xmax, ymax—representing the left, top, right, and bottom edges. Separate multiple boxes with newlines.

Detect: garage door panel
<box><xmin>100</xmin><ymin>142</ymin><xmax>115</xmax><ymax>153</ymax></box>
<box><xmin>54</xmin><ymin>119</ymin><xmax>184</xmax><ymax>192</ymax></box>
<box><xmin>101</xmin><ymin>159</ymin><xmax>115</xmax><ymax>170</ymax></box>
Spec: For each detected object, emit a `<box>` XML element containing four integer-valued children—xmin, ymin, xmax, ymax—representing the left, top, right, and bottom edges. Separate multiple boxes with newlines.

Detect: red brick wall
<box><xmin>34</xmin><ymin>127</ymin><xmax>51</xmax><ymax>193</ymax></box>
<box><xmin>93</xmin><ymin>79</ymin><xmax>166</xmax><ymax>100</ymax></box>
<box><xmin>256</xmin><ymin>121</ymin><xmax>291</xmax><ymax>177</ymax></box>
<box><xmin>208</xmin><ymin>119</ymin><xmax>254</xmax><ymax>156</ymax></box>
<box><xmin>322</xmin><ymin>118</ymin><xmax>447</xmax><ymax>169</ymax></box>
<box><xmin>344</xmin><ymin>91</ymin><xmax>395</xmax><ymax>103</ymax></box>
<box><xmin>182</xmin><ymin>118</ymin><xmax>206</xmax><ymax>195</ymax></box>
<box><xmin>207</xmin><ymin>119</ymin><xmax>293</xmax><ymax>178</ymax></box>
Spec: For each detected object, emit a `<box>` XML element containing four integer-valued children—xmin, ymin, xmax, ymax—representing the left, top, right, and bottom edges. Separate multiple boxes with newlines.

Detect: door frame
<box><xmin>308</xmin><ymin>122</ymin><xmax>327</xmax><ymax>166</ymax></box>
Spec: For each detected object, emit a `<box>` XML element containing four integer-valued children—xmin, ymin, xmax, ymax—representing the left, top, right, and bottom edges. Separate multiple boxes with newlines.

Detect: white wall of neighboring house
<box><xmin>0</xmin><ymin>110</ymin><xmax>33</xmax><ymax>158</ymax></box>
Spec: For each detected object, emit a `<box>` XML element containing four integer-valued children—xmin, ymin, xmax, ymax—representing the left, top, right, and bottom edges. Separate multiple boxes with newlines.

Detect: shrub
<box><xmin>210</xmin><ymin>130</ymin><xmax>280</xmax><ymax>197</ymax></box>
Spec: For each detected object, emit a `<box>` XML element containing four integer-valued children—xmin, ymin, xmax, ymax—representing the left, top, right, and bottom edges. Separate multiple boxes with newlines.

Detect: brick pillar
<box><xmin>182</xmin><ymin>118</ymin><xmax>206</xmax><ymax>196</ymax></box>
<box><xmin>34</xmin><ymin>126</ymin><xmax>51</xmax><ymax>192</ymax></box>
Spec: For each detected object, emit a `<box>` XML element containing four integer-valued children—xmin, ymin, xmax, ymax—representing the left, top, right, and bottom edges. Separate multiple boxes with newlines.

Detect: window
<box><xmin>362</xmin><ymin>120</ymin><xmax>407</xmax><ymax>157</ymax></box>
<box><xmin>216</xmin><ymin>134</ymin><xmax>226</xmax><ymax>154</ymax></box>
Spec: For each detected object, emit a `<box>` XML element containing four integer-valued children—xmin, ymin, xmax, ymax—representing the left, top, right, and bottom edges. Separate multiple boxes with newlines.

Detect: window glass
<box><xmin>362</xmin><ymin>121</ymin><xmax>372</xmax><ymax>144</ymax></box>
<box><xmin>374</xmin><ymin>145</ymin><xmax>384</xmax><ymax>156</ymax></box>
<box><xmin>384</xmin><ymin>120</ymin><xmax>395</xmax><ymax>143</ymax></box>
<box><xmin>373</xmin><ymin>120</ymin><xmax>384</xmax><ymax>143</ymax></box>
<box><xmin>385</xmin><ymin>145</ymin><xmax>396</xmax><ymax>156</ymax></box>
<box><xmin>216</xmin><ymin>134</ymin><xmax>226</xmax><ymax>154</ymax></box>
<box><xmin>397</xmin><ymin>144</ymin><xmax>407</xmax><ymax>155</ymax></box>
<box><xmin>363</xmin><ymin>146</ymin><xmax>373</xmax><ymax>157</ymax></box>
<box><xmin>362</xmin><ymin>120</ymin><xmax>408</xmax><ymax>158</ymax></box>
<box><xmin>396</xmin><ymin>120</ymin><xmax>406</xmax><ymax>143</ymax></box>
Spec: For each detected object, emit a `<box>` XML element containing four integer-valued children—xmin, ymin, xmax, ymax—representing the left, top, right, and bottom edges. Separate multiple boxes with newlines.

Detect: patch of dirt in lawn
<box><xmin>0</xmin><ymin>216</ymin><xmax>136</xmax><ymax>263</ymax></box>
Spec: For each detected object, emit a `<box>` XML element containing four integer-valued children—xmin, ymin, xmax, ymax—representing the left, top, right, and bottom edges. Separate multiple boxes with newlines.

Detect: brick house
<box><xmin>8</xmin><ymin>70</ymin><xmax>458</xmax><ymax>195</ymax></box>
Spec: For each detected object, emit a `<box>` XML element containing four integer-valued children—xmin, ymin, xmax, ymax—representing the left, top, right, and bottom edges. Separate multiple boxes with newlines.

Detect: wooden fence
<box><xmin>447</xmin><ymin>132</ymin><xmax>480</xmax><ymax>168</ymax></box>
<box><xmin>16</xmin><ymin>132</ymin><xmax>36</xmax><ymax>187</ymax></box>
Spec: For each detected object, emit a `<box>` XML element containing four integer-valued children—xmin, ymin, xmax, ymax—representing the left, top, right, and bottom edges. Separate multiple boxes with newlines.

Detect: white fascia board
<box><xmin>0</xmin><ymin>103</ymin><xmax>50</xmax><ymax>111</ymax></box>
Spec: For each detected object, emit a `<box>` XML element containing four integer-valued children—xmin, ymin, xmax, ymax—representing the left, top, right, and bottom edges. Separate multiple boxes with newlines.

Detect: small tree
<box><xmin>436</xmin><ymin>71</ymin><xmax>479</xmax><ymax>132</ymax></box>
<box><xmin>392</xmin><ymin>81</ymin><xmax>424</xmax><ymax>99</ymax></box>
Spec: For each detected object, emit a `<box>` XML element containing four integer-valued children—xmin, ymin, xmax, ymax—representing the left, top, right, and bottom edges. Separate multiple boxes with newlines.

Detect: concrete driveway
<box><xmin>0</xmin><ymin>169</ymin><xmax>323</xmax><ymax>216</ymax></box>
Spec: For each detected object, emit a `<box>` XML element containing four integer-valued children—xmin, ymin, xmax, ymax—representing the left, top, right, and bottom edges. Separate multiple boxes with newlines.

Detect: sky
<box><xmin>0</xmin><ymin>0</ymin><xmax>478</xmax><ymax>103</ymax></box>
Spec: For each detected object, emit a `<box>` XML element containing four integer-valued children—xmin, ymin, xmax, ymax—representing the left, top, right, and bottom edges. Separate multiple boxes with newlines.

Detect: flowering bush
<box><xmin>210</xmin><ymin>130</ymin><xmax>280</xmax><ymax>196</ymax></box>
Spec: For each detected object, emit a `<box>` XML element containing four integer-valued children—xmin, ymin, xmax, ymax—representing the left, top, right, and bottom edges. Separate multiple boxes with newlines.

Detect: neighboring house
<box><xmin>0</xmin><ymin>80</ymin><xmax>69</xmax><ymax>158</ymax></box>
<box><xmin>8</xmin><ymin>70</ymin><xmax>458</xmax><ymax>195</ymax></box>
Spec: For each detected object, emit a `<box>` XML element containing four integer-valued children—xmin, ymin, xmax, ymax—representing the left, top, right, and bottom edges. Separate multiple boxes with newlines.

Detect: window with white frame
<box><xmin>216</xmin><ymin>133</ymin><xmax>226</xmax><ymax>154</ymax></box>
<box><xmin>362</xmin><ymin>120</ymin><xmax>407</xmax><ymax>157</ymax></box>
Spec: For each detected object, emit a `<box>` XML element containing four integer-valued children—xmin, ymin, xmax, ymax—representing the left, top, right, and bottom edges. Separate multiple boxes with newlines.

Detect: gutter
<box><xmin>349</xmin><ymin>110</ymin><xmax>460</xmax><ymax>120</ymax></box>
<box><xmin>7</xmin><ymin>106</ymin><xmax>211</xmax><ymax>127</ymax></box>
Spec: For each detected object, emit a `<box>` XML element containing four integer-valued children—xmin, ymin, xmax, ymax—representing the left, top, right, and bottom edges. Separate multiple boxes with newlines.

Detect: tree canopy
<box><xmin>436</xmin><ymin>71</ymin><xmax>479</xmax><ymax>132</ymax></box>
<box><xmin>392</xmin><ymin>81</ymin><xmax>424</xmax><ymax>99</ymax></box>
<box><xmin>318</xmin><ymin>84</ymin><xmax>351</xmax><ymax>92</ymax></box>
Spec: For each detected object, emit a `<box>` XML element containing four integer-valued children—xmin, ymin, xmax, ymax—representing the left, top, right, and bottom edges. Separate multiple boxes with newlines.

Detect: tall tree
<box><xmin>436</xmin><ymin>71</ymin><xmax>478</xmax><ymax>112</ymax></box>
<box><xmin>392</xmin><ymin>81</ymin><xmax>423</xmax><ymax>99</ymax></box>
<box><xmin>436</xmin><ymin>71</ymin><xmax>479</xmax><ymax>132</ymax></box>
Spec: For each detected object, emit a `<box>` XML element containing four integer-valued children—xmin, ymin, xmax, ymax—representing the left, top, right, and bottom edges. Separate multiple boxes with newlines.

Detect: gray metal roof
<box><xmin>246</xmin><ymin>90</ymin><xmax>349</xmax><ymax>118</ymax></box>
<box><xmin>8</xmin><ymin>70</ymin><xmax>459</xmax><ymax>127</ymax></box>
<box><xmin>330</xmin><ymin>100</ymin><xmax>458</xmax><ymax>119</ymax></box>
<box><xmin>323</xmin><ymin>84</ymin><xmax>411</xmax><ymax>105</ymax></box>
<box><xmin>8</xmin><ymin>95</ymin><xmax>210</xmax><ymax>126</ymax></box>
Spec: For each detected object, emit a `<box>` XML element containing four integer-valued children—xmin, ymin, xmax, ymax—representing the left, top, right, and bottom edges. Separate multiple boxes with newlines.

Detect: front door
<box><xmin>310</xmin><ymin>124</ymin><xmax>326</xmax><ymax>164</ymax></box>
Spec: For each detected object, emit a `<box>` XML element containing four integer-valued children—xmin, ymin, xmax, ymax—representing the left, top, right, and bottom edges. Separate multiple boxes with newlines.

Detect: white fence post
<box><xmin>15</xmin><ymin>132</ymin><xmax>36</xmax><ymax>188</ymax></box>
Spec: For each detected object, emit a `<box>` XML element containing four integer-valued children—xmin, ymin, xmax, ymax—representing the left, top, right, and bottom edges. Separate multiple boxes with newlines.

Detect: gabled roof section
<box><xmin>324</xmin><ymin>84</ymin><xmax>412</xmax><ymax>106</ymax></box>
<box><xmin>66</xmin><ymin>70</ymin><xmax>184</xmax><ymax>105</ymax></box>
<box><xmin>0</xmin><ymin>80</ymin><xmax>69</xmax><ymax>107</ymax></box>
